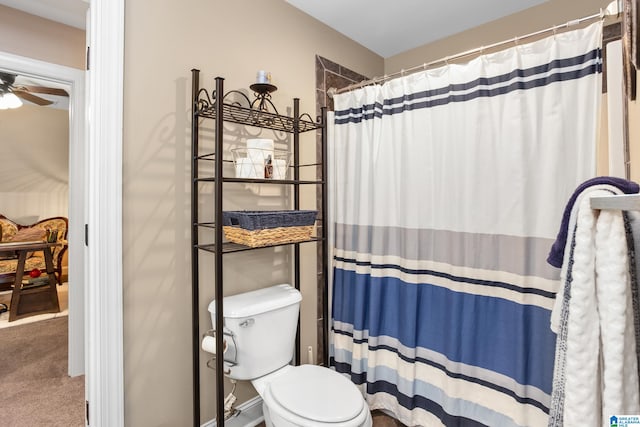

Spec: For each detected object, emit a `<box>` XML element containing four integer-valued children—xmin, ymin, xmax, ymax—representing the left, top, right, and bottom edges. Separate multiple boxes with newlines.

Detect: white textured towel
<box><xmin>234</xmin><ymin>158</ymin><xmax>263</xmax><ymax>179</ymax></box>
<box><xmin>549</xmin><ymin>188</ymin><xmax>640</xmax><ymax>426</ymax></box>
<box><xmin>246</xmin><ymin>138</ymin><xmax>274</xmax><ymax>164</ymax></box>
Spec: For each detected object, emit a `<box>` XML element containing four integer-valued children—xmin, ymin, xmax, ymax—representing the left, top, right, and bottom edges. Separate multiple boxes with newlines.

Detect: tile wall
<box><xmin>314</xmin><ymin>56</ymin><xmax>369</xmax><ymax>365</ymax></box>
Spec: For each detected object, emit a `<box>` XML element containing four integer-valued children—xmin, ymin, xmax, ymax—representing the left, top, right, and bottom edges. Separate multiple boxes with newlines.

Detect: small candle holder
<box><xmin>250</xmin><ymin>71</ymin><xmax>278</xmax><ymax>112</ymax></box>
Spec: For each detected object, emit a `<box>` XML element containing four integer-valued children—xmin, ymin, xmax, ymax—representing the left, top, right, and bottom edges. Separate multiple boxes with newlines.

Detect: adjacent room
<box><xmin>0</xmin><ymin>3</ymin><xmax>86</xmax><ymax>426</ymax></box>
<box><xmin>2</xmin><ymin>0</ymin><xmax>640</xmax><ymax>426</ymax></box>
<box><xmin>0</xmin><ymin>73</ymin><xmax>84</xmax><ymax>423</ymax></box>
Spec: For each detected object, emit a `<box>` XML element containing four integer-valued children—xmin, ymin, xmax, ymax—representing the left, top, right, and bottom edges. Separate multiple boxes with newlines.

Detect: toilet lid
<box><xmin>269</xmin><ymin>365</ymin><xmax>364</xmax><ymax>423</ymax></box>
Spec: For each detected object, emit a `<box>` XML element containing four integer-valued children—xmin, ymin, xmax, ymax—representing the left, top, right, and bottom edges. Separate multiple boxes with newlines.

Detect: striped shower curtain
<box><xmin>330</xmin><ymin>23</ymin><xmax>602</xmax><ymax>426</ymax></box>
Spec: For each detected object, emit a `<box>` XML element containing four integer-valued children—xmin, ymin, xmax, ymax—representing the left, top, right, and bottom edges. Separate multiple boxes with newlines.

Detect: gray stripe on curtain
<box><xmin>335</xmin><ymin>223</ymin><xmax>560</xmax><ymax>281</ymax></box>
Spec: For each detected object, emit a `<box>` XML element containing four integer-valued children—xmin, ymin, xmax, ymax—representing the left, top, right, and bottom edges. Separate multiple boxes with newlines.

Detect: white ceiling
<box><xmin>286</xmin><ymin>0</ymin><xmax>548</xmax><ymax>58</ymax></box>
<box><xmin>0</xmin><ymin>0</ymin><xmax>550</xmax><ymax>58</ymax></box>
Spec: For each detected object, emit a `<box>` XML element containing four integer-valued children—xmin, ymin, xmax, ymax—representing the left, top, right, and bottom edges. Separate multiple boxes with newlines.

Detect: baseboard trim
<box><xmin>201</xmin><ymin>395</ymin><xmax>264</xmax><ymax>427</ymax></box>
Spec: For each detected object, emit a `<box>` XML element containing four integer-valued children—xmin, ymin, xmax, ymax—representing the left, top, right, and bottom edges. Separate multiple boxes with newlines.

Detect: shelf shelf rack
<box><xmin>190</xmin><ymin>70</ymin><xmax>328</xmax><ymax>427</ymax></box>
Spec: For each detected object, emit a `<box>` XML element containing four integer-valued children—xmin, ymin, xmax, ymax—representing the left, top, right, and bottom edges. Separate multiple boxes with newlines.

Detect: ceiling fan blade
<box><xmin>0</xmin><ymin>72</ymin><xmax>16</xmax><ymax>86</ymax></box>
<box><xmin>20</xmin><ymin>85</ymin><xmax>68</xmax><ymax>97</ymax></box>
<box><xmin>13</xmin><ymin>90</ymin><xmax>53</xmax><ymax>106</ymax></box>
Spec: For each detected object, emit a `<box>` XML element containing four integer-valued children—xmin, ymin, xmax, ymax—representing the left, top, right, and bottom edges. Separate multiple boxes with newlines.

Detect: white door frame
<box><xmin>86</xmin><ymin>0</ymin><xmax>125</xmax><ymax>426</ymax></box>
<box><xmin>0</xmin><ymin>51</ymin><xmax>86</xmax><ymax>377</ymax></box>
<box><xmin>0</xmin><ymin>0</ymin><xmax>125</xmax><ymax>424</ymax></box>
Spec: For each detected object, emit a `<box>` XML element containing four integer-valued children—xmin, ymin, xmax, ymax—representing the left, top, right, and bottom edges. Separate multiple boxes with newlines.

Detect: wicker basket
<box><xmin>222</xmin><ymin>210</ymin><xmax>317</xmax><ymax>247</ymax></box>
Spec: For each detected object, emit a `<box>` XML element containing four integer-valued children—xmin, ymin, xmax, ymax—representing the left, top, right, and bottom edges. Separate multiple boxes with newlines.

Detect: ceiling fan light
<box><xmin>0</xmin><ymin>92</ymin><xmax>23</xmax><ymax>109</ymax></box>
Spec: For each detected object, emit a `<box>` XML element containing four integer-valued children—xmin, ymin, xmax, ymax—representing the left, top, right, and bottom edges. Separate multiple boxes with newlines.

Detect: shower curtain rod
<box><xmin>332</xmin><ymin>6</ymin><xmax>619</xmax><ymax>96</ymax></box>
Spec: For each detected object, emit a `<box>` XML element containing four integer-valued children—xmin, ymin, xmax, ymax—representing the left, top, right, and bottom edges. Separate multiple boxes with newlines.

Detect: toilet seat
<box><xmin>262</xmin><ymin>365</ymin><xmax>370</xmax><ymax>426</ymax></box>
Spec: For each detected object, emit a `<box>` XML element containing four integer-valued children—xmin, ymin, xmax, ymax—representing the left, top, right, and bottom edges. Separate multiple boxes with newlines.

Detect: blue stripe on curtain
<box><xmin>332</xmin><ymin>360</ymin><xmax>517</xmax><ymax>427</ymax></box>
<box><xmin>332</xmin><ymin>268</ymin><xmax>556</xmax><ymax>396</ymax></box>
<box><xmin>368</xmin><ymin>380</ymin><xmax>487</xmax><ymax>427</ymax></box>
<box><xmin>332</xmin><ymin>347</ymin><xmax>547</xmax><ymax>413</ymax></box>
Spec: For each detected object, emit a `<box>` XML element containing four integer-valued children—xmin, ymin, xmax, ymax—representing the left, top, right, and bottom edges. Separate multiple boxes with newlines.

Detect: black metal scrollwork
<box><xmin>194</xmin><ymin>82</ymin><xmax>323</xmax><ymax>133</ymax></box>
<box><xmin>195</xmin><ymin>88</ymin><xmax>213</xmax><ymax>111</ymax></box>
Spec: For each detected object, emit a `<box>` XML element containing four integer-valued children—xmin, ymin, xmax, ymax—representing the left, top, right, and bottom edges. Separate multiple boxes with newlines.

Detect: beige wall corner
<box><xmin>0</xmin><ymin>105</ymin><xmax>69</xmax><ymax>222</ymax></box>
<box><xmin>629</xmin><ymin>86</ymin><xmax>640</xmax><ymax>182</ymax></box>
<box><xmin>385</xmin><ymin>0</ymin><xmax>613</xmax><ymax>74</ymax></box>
<box><xmin>0</xmin><ymin>5</ymin><xmax>85</xmax><ymax>70</ymax></box>
<box><xmin>598</xmin><ymin>95</ymin><xmax>610</xmax><ymax>176</ymax></box>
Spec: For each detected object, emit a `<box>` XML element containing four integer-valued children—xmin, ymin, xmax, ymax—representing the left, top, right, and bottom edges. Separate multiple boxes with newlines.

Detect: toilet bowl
<box><xmin>252</xmin><ymin>365</ymin><xmax>372</xmax><ymax>427</ymax></box>
<box><xmin>205</xmin><ymin>284</ymin><xmax>372</xmax><ymax>427</ymax></box>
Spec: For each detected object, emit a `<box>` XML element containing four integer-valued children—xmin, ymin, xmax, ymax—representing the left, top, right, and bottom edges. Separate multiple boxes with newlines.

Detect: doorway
<box><xmin>0</xmin><ymin>1</ymin><xmax>125</xmax><ymax>425</ymax></box>
<box><xmin>0</xmin><ymin>51</ymin><xmax>85</xmax><ymax>376</ymax></box>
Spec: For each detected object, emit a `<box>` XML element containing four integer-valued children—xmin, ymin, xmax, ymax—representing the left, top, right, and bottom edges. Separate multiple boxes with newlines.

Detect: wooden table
<box><xmin>0</xmin><ymin>241</ymin><xmax>61</xmax><ymax>322</ymax></box>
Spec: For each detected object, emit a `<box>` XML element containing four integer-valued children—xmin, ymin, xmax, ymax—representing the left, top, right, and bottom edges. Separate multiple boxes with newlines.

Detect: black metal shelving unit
<box><xmin>190</xmin><ymin>70</ymin><xmax>328</xmax><ymax>427</ymax></box>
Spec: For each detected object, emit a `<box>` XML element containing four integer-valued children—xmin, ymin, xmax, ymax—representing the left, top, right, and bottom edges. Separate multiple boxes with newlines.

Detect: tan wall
<box><xmin>0</xmin><ymin>5</ymin><xmax>85</xmax><ymax>69</ymax></box>
<box><xmin>385</xmin><ymin>0</ymin><xmax>613</xmax><ymax>74</ymax></box>
<box><xmin>122</xmin><ymin>0</ymin><xmax>383</xmax><ymax>425</ymax></box>
<box><xmin>0</xmin><ymin>6</ymin><xmax>82</xmax><ymax>223</ymax></box>
<box><xmin>0</xmin><ymin>105</ymin><xmax>69</xmax><ymax>223</ymax></box>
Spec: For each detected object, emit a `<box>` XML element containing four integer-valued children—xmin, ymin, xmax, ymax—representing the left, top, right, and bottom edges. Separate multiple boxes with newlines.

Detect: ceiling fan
<box><xmin>0</xmin><ymin>71</ymin><xmax>68</xmax><ymax>107</ymax></box>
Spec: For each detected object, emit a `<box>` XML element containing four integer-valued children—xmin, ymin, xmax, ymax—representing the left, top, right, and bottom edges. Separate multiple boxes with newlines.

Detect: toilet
<box><xmin>206</xmin><ymin>284</ymin><xmax>372</xmax><ymax>427</ymax></box>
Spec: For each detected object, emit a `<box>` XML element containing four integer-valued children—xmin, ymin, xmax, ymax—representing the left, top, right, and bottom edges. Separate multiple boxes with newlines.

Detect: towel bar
<box><xmin>590</xmin><ymin>193</ymin><xmax>640</xmax><ymax>210</ymax></box>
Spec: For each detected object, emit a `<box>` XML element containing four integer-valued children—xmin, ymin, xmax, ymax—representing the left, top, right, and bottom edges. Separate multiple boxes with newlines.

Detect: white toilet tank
<box><xmin>208</xmin><ymin>284</ymin><xmax>302</xmax><ymax>380</ymax></box>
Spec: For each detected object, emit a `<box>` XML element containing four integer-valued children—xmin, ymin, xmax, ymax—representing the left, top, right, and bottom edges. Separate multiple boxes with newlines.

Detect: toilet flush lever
<box><xmin>239</xmin><ymin>318</ymin><xmax>255</xmax><ymax>328</ymax></box>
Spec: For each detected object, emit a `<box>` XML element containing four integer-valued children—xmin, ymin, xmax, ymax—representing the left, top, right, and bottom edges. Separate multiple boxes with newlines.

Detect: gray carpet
<box><xmin>0</xmin><ymin>316</ymin><xmax>85</xmax><ymax>426</ymax></box>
